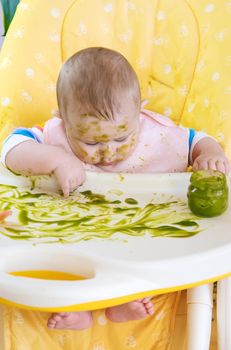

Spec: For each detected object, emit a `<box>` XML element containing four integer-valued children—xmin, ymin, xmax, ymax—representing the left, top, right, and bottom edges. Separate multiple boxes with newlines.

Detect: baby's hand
<box><xmin>54</xmin><ymin>153</ymin><xmax>85</xmax><ymax>197</ymax></box>
<box><xmin>193</xmin><ymin>153</ymin><xmax>230</xmax><ymax>174</ymax></box>
<box><xmin>0</xmin><ymin>211</ymin><xmax>12</xmax><ymax>221</ymax></box>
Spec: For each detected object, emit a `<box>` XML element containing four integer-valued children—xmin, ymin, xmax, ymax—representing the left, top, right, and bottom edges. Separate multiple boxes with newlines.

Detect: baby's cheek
<box><xmin>117</xmin><ymin>144</ymin><xmax>129</xmax><ymax>156</ymax></box>
<box><xmin>76</xmin><ymin>145</ymin><xmax>89</xmax><ymax>159</ymax></box>
<box><xmin>82</xmin><ymin>147</ymin><xmax>100</xmax><ymax>163</ymax></box>
<box><xmin>75</xmin><ymin>123</ymin><xmax>89</xmax><ymax>136</ymax></box>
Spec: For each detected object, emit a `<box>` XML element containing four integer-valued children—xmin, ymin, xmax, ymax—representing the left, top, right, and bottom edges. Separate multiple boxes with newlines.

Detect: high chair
<box><xmin>0</xmin><ymin>1</ymin><xmax>231</xmax><ymax>349</ymax></box>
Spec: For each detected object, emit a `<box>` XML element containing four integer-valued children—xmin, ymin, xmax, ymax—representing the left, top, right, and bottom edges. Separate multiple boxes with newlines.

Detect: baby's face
<box><xmin>66</xmin><ymin>110</ymin><xmax>139</xmax><ymax>165</ymax></box>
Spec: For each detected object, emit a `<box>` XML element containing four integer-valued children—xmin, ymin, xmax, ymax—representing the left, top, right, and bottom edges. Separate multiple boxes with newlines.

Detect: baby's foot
<box><xmin>105</xmin><ymin>297</ymin><xmax>154</xmax><ymax>322</ymax></box>
<box><xmin>47</xmin><ymin>311</ymin><xmax>92</xmax><ymax>330</ymax></box>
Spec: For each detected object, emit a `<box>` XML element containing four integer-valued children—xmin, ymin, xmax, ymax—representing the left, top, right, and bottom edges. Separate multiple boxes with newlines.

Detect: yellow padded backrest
<box><xmin>0</xmin><ymin>0</ymin><xmax>198</xmax><ymax>137</ymax></box>
<box><xmin>61</xmin><ymin>0</ymin><xmax>198</xmax><ymax>125</ymax></box>
<box><xmin>182</xmin><ymin>0</ymin><xmax>231</xmax><ymax>159</ymax></box>
<box><xmin>0</xmin><ymin>0</ymin><xmax>230</xmax><ymax>159</ymax></box>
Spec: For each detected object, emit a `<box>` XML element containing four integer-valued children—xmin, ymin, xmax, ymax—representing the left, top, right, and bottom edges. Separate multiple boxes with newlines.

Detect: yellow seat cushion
<box><xmin>3</xmin><ymin>293</ymin><xmax>179</xmax><ymax>350</ymax></box>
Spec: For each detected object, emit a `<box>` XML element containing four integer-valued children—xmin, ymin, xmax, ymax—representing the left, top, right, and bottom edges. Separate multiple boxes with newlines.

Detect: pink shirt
<box><xmin>2</xmin><ymin>109</ymin><xmax>207</xmax><ymax>173</ymax></box>
<box><xmin>43</xmin><ymin>109</ymin><xmax>190</xmax><ymax>173</ymax></box>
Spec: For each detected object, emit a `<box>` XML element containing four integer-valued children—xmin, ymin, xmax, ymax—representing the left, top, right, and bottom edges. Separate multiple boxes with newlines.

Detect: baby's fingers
<box><xmin>61</xmin><ymin>181</ymin><xmax>70</xmax><ymax>198</ymax></box>
<box><xmin>69</xmin><ymin>177</ymin><xmax>80</xmax><ymax>194</ymax></box>
<box><xmin>0</xmin><ymin>210</ymin><xmax>12</xmax><ymax>221</ymax></box>
<box><xmin>192</xmin><ymin>160</ymin><xmax>199</xmax><ymax>171</ymax></box>
<box><xmin>62</xmin><ymin>178</ymin><xmax>80</xmax><ymax>198</ymax></box>
<box><xmin>215</xmin><ymin>160</ymin><xmax>226</xmax><ymax>174</ymax></box>
<box><xmin>208</xmin><ymin>159</ymin><xmax>217</xmax><ymax>171</ymax></box>
<box><xmin>193</xmin><ymin>158</ymin><xmax>209</xmax><ymax>172</ymax></box>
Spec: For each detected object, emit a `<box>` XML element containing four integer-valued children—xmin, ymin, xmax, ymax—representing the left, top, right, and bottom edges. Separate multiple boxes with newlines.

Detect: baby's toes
<box><xmin>47</xmin><ymin>317</ymin><xmax>57</xmax><ymax>328</ymax></box>
<box><xmin>142</xmin><ymin>297</ymin><xmax>150</xmax><ymax>302</ymax></box>
<box><xmin>145</xmin><ymin>301</ymin><xmax>154</xmax><ymax>315</ymax></box>
<box><xmin>139</xmin><ymin>298</ymin><xmax>154</xmax><ymax>315</ymax></box>
<box><xmin>52</xmin><ymin>314</ymin><xmax>63</xmax><ymax>322</ymax></box>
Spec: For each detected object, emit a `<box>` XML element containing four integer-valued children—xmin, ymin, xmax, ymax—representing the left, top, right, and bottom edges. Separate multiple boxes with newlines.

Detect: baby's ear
<box><xmin>51</xmin><ymin>109</ymin><xmax>62</xmax><ymax>118</ymax></box>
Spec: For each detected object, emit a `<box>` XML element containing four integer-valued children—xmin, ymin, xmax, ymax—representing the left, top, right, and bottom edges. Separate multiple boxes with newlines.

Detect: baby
<box><xmin>1</xmin><ymin>47</ymin><xmax>230</xmax><ymax>330</ymax></box>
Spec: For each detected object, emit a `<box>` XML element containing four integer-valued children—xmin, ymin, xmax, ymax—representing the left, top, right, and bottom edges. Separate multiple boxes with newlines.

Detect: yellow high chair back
<box><xmin>0</xmin><ymin>0</ymin><xmax>231</xmax><ymax>159</ymax></box>
<box><xmin>0</xmin><ymin>1</ymin><xmax>231</xmax><ymax>349</ymax></box>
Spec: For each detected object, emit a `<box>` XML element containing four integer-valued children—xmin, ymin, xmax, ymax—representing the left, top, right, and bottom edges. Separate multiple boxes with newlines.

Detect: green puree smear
<box><xmin>0</xmin><ymin>184</ymin><xmax>201</xmax><ymax>243</ymax></box>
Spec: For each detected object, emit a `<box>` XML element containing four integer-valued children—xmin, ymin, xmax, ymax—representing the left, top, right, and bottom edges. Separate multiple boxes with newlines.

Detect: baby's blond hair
<box><xmin>57</xmin><ymin>47</ymin><xmax>141</xmax><ymax>122</ymax></box>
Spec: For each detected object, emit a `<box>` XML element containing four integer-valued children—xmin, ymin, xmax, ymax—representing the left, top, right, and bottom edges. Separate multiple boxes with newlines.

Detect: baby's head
<box><xmin>57</xmin><ymin>47</ymin><xmax>141</xmax><ymax>165</ymax></box>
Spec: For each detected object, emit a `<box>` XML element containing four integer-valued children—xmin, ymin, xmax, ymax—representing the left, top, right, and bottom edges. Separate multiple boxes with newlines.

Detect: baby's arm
<box><xmin>6</xmin><ymin>140</ymin><xmax>65</xmax><ymax>175</ymax></box>
<box><xmin>191</xmin><ymin>137</ymin><xmax>230</xmax><ymax>174</ymax></box>
<box><xmin>4</xmin><ymin>134</ymin><xmax>85</xmax><ymax>197</ymax></box>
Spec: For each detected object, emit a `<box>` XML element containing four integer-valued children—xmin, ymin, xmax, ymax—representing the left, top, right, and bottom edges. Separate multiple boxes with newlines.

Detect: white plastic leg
<box><xmin>186</xmin><ymin>284</ymin><xmax>213</xmax><ymax>350</ymax></box>
<box><xmin>217</xmin><ymin>277</ymin><xmax>231</xmax><ymax>350</ymax></box>
<box><xmin>0</xmin><ymin>305</ymin><xmax>3</xmax><ymax>350</ymax></box>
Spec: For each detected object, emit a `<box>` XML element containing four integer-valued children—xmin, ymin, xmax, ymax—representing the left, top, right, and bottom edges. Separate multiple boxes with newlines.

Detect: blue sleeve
<box><xmin>11</xmin><ymin>128</ymin><xmax>42</xmax><ymax>143</ymax></box>
<box><xmin>1</xmin><ymin>127</ymin><xmax>44</xmax><ymax>166</ymax></box>
<box><xmin>188</xmin><ymin>128</ymin><xmax>196</xmax><ymax>164</ymax></box>
<box><xmin>188</xmin><ymin>128</ymin><xmax>196</xmax><ymax>152</ymax></box>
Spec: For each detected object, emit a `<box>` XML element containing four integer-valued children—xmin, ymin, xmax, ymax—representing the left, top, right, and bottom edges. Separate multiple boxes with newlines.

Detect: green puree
<box><xmin>188</xmin><ymin>170</ymin><xmax>229</xmax><ymax>217</ymax></box>
<box><xmin>0</xmin><ymin>184</ymin><xmax>201</xmax><ymax>243</ymax></box>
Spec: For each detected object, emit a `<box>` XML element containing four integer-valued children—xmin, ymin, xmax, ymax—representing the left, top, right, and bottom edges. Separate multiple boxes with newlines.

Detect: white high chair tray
<box><xmin>0</xmin><ymin>164</ymin><xmax>230</xmax><ymax>310</ymax></box>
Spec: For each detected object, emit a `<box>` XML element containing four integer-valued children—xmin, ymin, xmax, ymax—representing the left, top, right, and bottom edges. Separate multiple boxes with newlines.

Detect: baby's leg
<box><xmin>105</xmin><ymin>297</ymin><xmax>154</xmax><ymax>322</ymax></box>
<box><xmin>47</xmin><ymin>311</ymin><xmax>92</xmax><ymax>330</ymax></box>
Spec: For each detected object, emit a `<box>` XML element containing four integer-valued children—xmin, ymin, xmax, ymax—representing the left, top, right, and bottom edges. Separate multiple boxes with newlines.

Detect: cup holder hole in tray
<box><xmin>9</xmin><ymin>270</ymin><xmax>86</xmax><ymax>281</ymax></box>
<box><xmin>2</xmin><ymin>248</ymin><xmax>95</xmax><ymax>281</ymax></box>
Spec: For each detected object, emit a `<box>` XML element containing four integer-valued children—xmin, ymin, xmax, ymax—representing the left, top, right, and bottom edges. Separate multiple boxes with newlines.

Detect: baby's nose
<box><xmin>101</xmin><ymin>144</ymin><xmax>114</xmax><ymax>158</ymax></box>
